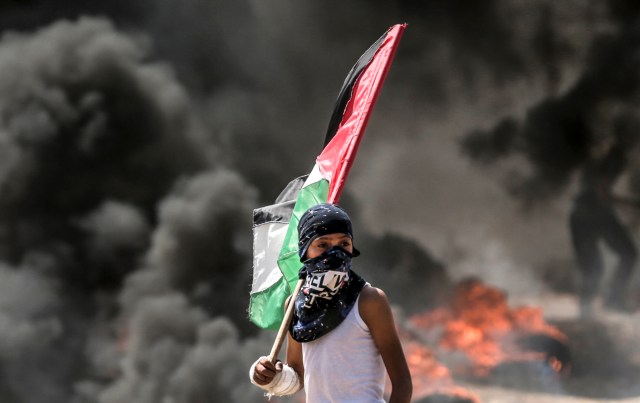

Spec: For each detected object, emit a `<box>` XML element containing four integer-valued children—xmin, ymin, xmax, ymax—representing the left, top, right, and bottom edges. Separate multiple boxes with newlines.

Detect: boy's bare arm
<box><xmin>360</xmin><ymin>286</ymin><xmax>413</xmax><ymax>403</ymax></box>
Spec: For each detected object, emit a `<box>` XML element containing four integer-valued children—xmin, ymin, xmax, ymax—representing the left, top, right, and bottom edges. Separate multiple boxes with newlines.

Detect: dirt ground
<box><xmin>463</xmin><ymin>384</ymin><xmax>640</xmax><ymax>403</ymax></box>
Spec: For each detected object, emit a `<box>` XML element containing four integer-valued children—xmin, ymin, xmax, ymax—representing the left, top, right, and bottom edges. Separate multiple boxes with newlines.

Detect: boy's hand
<box><xmin>252</xmin><ymin>356</ymin><xmax>283</xmax><ymax>386</ymax></box>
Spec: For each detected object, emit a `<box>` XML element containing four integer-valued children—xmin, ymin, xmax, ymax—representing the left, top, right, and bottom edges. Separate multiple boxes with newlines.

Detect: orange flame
<box><xmin>397</xmin><ymin>278</ymin><xmax>570</xmax><ymax>402</ymax></box>
<box><xmin>407</xmin><ymin>278</ymin><xmax>569</xmax><ymax>378</ymax></box>
<box><xmin>399</xmin><ymin>331</ymin><xmax>481</xmax><ymax>402</ymax></box>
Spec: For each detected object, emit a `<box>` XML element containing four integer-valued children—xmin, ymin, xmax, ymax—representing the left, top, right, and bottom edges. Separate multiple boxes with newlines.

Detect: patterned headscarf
<box><xmin>297</xmin><ymin>203</ymin><xmax>360</xmax><ymax>261</ymax></box>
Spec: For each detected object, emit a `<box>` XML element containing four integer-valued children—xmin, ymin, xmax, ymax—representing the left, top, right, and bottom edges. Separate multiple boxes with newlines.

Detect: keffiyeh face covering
<box><xmin>300</xmin><ymin>247</ymin><xmax>354</xmax><ymax>308</ymax></box>
<box><xmin>289</xmin><ymin>204</ymin><xmax>366</xmax><ymax>343</ymax></box>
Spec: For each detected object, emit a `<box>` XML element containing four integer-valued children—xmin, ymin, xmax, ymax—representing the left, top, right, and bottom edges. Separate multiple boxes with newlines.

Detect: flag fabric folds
<box><xmin>249</xmin><ymin>23</ymin><xmax>406</xmax><ymax>330</ymax></box>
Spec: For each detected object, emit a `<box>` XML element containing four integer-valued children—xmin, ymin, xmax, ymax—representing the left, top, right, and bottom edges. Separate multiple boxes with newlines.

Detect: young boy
<box><xmin>250</xmin><ymin>203</ymin><xmax>412</xmax><ymax>402</ymax></box>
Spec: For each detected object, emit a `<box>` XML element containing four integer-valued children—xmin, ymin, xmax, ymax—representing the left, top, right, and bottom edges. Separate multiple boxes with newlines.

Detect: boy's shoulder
<box><xmin>359</xmin><ymin>285</ymin><xmax>390</xmax><ymax>310</ymax></box>
<box><xmin>358</xmin><ymin>285</ymin><xmax>395</xmax><ymax>329</ymax></box>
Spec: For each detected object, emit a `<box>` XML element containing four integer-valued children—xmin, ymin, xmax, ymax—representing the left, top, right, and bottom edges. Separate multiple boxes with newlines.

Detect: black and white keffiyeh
<box><xmin>290</xmin><ymin>247</ymin><xmax>366</xmax><ymax>342</ymax></box>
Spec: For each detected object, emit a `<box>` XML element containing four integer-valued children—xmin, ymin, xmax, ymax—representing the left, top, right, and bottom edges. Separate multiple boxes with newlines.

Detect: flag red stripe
<box><xmin>317</xmin><ymin>23</ymin><xmax>406</xmax><ymax>203</ymax></box>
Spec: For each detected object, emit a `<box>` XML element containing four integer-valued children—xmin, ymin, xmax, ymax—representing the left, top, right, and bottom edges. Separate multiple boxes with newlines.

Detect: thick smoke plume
<box><xmin>460</xmin><ymin>21</ymin><xmax>640</xmax><ymax>206</ymax></box>
<box><xmin>0</xmin><ymin>15</ymin><xmax>267</xmax><ymax>403</ymax></box>
<box><xmin>0</xmin><ymin>1</ymin><xmax>639</xmax><ymax>402</ymax></box>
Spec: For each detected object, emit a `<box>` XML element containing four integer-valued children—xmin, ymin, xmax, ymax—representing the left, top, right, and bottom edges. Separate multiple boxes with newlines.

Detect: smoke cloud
<box><xmin>0</xmin><ymin>1</ymin><xmax>639</xmax><ymax>402</ymax></box>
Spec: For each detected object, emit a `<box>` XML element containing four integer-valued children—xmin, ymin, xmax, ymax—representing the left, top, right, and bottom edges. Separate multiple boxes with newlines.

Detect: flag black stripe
<box><xmin>323</xmin><ymin>29</ymin><xmax>389</xmax><ymax>147</ymax></box>
<box><xmin>253</xmin><ymin>175</ymin><xmax>307</xmax><ymax>226</ymax></box>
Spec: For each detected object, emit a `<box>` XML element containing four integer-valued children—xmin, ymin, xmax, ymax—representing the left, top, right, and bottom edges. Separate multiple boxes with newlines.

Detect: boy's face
<box><xmin>305</xmin><ymin>233</ymin><xmax>353</xmax><ymax>259</ymax></box>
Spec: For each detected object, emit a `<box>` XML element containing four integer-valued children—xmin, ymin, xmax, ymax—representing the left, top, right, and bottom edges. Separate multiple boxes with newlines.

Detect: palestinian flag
<box><xmin>249</xmin><ymin>23</ymin><xmax>406</xmax><ymax>330</ymax></box>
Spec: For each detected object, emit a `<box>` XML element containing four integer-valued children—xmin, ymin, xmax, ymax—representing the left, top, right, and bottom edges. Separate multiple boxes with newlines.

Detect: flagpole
<box><xmin>268</xmin><ymin>278</ymin><xmax>304</xmax><ymax>363</ymax></box>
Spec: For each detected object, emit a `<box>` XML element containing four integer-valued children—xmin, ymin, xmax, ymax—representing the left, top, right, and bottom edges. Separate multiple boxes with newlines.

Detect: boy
<box><xmin>250</xmin><ymin>203</ymin><xmax>412</xmax><ymax>402</ymax></box>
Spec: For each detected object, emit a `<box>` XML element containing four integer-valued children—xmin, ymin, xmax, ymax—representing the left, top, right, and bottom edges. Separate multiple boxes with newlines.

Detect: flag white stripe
<box><xmin>251</xmin><ymin>221</ymin><xmax>288</xmax><ymax>294</ymax></box>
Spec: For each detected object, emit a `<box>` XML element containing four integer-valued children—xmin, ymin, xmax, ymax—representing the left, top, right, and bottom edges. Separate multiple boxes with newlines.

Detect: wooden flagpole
<box><xmin>268</xmin><ymin>278</ymin><xmax>304</xmax><ymax>363</ymax></box>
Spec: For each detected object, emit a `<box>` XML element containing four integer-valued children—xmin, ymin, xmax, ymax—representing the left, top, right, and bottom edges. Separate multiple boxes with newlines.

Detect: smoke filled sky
<box><xmin>2</xmin><ymin>1</ymin><xmax>640</xmax><ymax>402</ymax></box>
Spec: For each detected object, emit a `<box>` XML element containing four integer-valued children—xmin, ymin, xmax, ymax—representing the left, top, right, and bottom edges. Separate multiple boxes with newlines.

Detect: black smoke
<box><xmin>1</xmin><ymin>1</ymin><xmax>639</xmax><ymax>403</ymax></box>
<box><xmin>0</xmin><ymin>16</ymin><xmax>266</xmax><ymax>403</ymax></box>
<box><xmin>460</xmin><ymin>4</ymin><xmax>640</xmax><ymax>207</ymax></box>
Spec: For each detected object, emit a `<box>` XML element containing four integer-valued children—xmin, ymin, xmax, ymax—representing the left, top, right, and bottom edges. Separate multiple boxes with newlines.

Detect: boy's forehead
<box><xmin>314</xmin><ymin>233</ymin><xmax>350</xmax><ymax>240</ymax></box>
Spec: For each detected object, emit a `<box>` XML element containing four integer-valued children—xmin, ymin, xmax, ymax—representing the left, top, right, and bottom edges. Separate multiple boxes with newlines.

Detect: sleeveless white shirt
<box><xmin>302</xmin><ymin>291</ymin><xmax>386</xmax><ymax>402</ymax></box>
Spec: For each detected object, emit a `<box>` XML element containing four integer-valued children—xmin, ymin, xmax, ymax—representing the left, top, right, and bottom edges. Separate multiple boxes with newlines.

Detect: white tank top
<box><xmin>302</xmin><ymin>291</ymin><xmax>386</xmax><ymax>402</ymax></box>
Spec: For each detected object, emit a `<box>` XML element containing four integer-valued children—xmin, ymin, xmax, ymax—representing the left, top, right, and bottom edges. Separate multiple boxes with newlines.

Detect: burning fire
<box><xmin>399</xmin><ymin>331</ymin><xmax>481</xmax><ymax>402</ymax></box>
<box><xmin>400</xmin><ymin>278</ymin><xmax>570</xmax><ymax>401</ymax></box>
